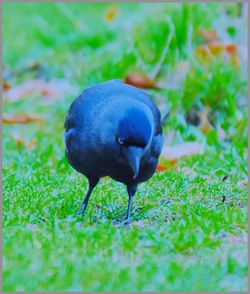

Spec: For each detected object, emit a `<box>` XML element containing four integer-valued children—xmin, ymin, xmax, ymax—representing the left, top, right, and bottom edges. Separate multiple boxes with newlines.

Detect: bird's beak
<box><xmin>124</xmin><ymin>146</ymin><xmax>143</xmax><ymax>179</ymax></box>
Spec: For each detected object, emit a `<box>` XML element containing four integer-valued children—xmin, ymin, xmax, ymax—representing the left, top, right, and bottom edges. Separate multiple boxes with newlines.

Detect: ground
<box><xmin>2</xmin><ymin>2</ymin><xmax>248</xmax><ymax>292</ymax></box>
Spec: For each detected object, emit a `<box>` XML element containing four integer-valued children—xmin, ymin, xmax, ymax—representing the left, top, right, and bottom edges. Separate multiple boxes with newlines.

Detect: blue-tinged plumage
<box><xmin>118</xmin><ymin>108</ymin><xmax>153</xmax><ymax>147</ymax></box>
<box><xmin>64</xmin><ymin>80</ymin><xmax>163</xmax><ymax>223</ymax></box>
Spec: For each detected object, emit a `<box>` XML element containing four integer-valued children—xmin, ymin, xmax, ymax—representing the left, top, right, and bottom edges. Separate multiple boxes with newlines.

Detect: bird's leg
<box><xmin>125</xmin><ymin>185</ymin><xmax>137</xmax><ymax>225</ymax></box>
<box><xmin>78</xmin><ymin>178</ymin><xmax>99</xmax><ymax>216</ymax></box>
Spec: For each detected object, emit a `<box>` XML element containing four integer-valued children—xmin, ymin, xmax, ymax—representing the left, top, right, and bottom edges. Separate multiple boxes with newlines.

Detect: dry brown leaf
<box><xmin>198</xmin><ymin>28</ymin><xmax>219</xmax><ymax>43</ymax></box>
<box><xmin>230</xmin><ymin>55</ymin><xmax>239</xmax><ymax>67</ymax></box>
<box><xmin>156</xmin><ymin>160</ymin><xmax>178</xmax><ymax>172</ymax></box>
<box><xmin>3</xmin><ymin>81</ymin><xmax>11</xmax><ymax>92</ymax></box>
<box><xmin>156</xmin><ymin>163</ymin><xmax>168</xmax><ymax>172</ymax></box>
<box><xmin>4</xmin><ymin>79</ymin><xmax>73</xmax><ymax>102</ymax></box>
<box><xmin>225</xmin><ymin>44</ymin><xmax>238</xmax><ymax>55</ymax></box>
<box><xmin>208</xmin><ymin>43</ymin><xmax>225</xmax><ymax>56</ymax></box>
<box><xmin>12</xmin><ymin>134</ymin><xmax>37</xmax><ymax>151</ymax></box>
<box><xmin>13</xmin><ymin>134</ymin><xmax>25</xmax><ymax>148</ymax></box>
<box><xmin>124</xmin><ymin>73</ymin><xmax>156</xmax><ymax>89</ymax></box>
<box><xmin>104</xmin><ymin>6</ymin><xmax>118</xmax><ymax>22</ymax></box>
<box><xmin>196</xmin><ymin>44</ymin><xmax>225</xmax><ymax>60</ymax></box>
<box><xmin>195</xmin><ymin>43</ymin><xmax>239</xmax><ymax>66</ymax></box>
<box><xmin>3</xmin><ymin>114</ymin><xmax>44</xmax><ymax>124</ymax></box>
<box><xmin>199</xmin><ymin>107</ymin><xmax>213</xmax><ymax>135</ymax></box>
<box><xmin>200</xmin><ymin>123</ymin><xmax>212</xmax><ymax>135</ymax></box>
<box><xmin>226</xmin><ymin>44</ymin><xmax>239</xmax><ymax>67</ymax></box>
<box><xmin>195</xmin><ymin>45</ymin><xmax>211</xmax><ymax>60</ymax></box>
<box><xmin>156</xmin><ymin>134</ymin><xmax>205</xmax><ymax>172</ymax></box>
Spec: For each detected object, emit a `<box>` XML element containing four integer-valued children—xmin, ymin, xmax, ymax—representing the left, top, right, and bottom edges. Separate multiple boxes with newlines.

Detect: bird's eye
<box><xmin>117</xmin><ymin>137</ymin><xmax>124</xmax><ymax>145</ymax></box>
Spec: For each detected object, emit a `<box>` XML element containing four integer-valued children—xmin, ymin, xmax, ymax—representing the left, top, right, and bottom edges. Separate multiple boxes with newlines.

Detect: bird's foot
<box><xmin>77</xmin><ymin>207</ymin><xmax>85</xmax><ymax>217</ymax></box>
<box><xmin>124</xmin><ymin>218</ymin><xmax>131</xmax><ymax>226</ymax></box>
<box><xmin>77</xmin><ymin>210</ymin><xmax>83</xmax><ymax>216</ymax></box>
<box><xmin>77</xmin><ymin>201</ymin><xmax>88</xmax><ymax>217</ymax></box>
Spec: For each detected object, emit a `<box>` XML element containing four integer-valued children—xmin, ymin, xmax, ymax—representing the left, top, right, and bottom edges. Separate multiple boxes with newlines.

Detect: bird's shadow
<box><xmin>73</xmin><ymin>202</ymin><xmax>161</xmax><ymax>228</ymax></box>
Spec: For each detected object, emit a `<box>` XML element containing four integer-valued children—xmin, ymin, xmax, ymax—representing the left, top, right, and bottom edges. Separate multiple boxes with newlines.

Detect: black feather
<box><xmin>64</xmin><ymin>80</ymin><xmax>163</xmax><ymax>222</ymax></box>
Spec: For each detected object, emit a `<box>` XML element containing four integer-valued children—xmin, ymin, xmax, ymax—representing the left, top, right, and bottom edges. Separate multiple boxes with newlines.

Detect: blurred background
<box><xmin>3</xmin><ymin>2</ymin><xmax>248</xmax><ymax>151</ymax></box>
<box><xmin>2</xmin><ymin>2</ymin><xmax>248</xmax><ymax>292</ymax></box>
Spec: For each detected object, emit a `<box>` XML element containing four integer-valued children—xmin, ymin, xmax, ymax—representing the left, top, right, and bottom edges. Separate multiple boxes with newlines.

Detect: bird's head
<box><xmin>116</xmin><ymin>106</ymin><xmax>154</xmax><ymax>179</ymax></box>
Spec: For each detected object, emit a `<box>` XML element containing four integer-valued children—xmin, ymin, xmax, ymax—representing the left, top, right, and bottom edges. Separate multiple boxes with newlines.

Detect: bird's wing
<box><xmin>64</xmin><ymin>91</ymin><xmax>95</xmax><ymax>132</ymax></box>
<box><xmin>84</xmin><ymin>80</ymin><xmax>163</xmax><ymax>135</ymax></box>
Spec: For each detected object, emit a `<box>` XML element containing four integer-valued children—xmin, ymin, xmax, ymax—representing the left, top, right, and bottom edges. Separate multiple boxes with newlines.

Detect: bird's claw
<box><xmin>77</xmin><ymin>208</ymin><xmax>84</xmax><ymax>217</ymax></box>
<box><xmin>124</xmin><ymin>219</ymin><xmax>131</xmax><ymax>226</ymax></box>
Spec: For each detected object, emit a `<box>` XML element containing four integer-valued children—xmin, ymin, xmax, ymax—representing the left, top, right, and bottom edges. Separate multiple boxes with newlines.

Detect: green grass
<box><xmin>2</xmin><ymin>2</ymin><xmax>248</xmax><ymax>292</ymax></box>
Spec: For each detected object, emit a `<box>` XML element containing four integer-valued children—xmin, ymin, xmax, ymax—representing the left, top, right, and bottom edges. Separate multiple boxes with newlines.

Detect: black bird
<box><xmin>64</xmin><ymin>80</ymin><xmax>163</xmax><ymax>223</ymax></box>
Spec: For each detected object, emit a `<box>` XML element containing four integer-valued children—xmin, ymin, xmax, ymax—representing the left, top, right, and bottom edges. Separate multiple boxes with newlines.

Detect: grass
<box><xmin>2</xmin><ymin>2</ymin><xmax>248</xmax><ymax>292</ymax></box>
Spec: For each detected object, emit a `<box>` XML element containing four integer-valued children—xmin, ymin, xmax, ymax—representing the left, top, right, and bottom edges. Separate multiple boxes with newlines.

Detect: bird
<box><xmin>64</xmin><ymin>80</ymin><xmax>163</xmax><ymax>223</ymax></box>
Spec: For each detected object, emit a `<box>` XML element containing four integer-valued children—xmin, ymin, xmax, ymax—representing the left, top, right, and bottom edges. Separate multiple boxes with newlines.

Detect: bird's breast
<box><xmin>100</xmin><ymin>150</ymin><xmax>156</xmax><ymax>185</ymax></box>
